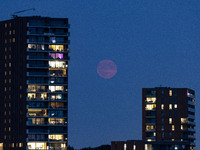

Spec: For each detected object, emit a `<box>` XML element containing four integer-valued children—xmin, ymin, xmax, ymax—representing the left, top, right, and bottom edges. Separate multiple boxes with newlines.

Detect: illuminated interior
<box><xmin>146</xmin><ymin>97</ymin><xmax>156</xmax><ymax>103</ymax></box>
<box><xmin>28</xmin><ymin>85</ymin><xmax>46</xmax><ymax>92</ymax></box>
<box><xmin>28</xmin><ymin>142</ymin><xmax>46</xmax><ymax>150</ymax></box>
<box><xmin>0</xmin><ymin>143</ymin><xmax>3</xmax><ymax>150</ymax></box>
<box><xmin>145</xmin><ymin>104</ymin><xmax>156</xmax><ymax>110</ymax></box>
<box><xmin>146</xmin><ymin>125</ymin><xmax>155</xmax><ymax>131</ymax></box>
<box><xmin>49</xmin><ymin>53</ymin><xmax>64</xmax><ymax>59</ymax></box>
<box><xmin>50</xmin><ymin>94</ymin><xmax>62</xmax><ymax>100</ymax></box>
<box><xmin>49</xmin><ymin>86</ymin><xmax>64</xmax><ymax>92</ymax></box>
<box><xmin>28</xmin><ymin>93</ymin><xmax>47</xmax><ymax>100</ymax></box>
<box><xmin>50</xmin><ymin>143</ymin><xmax>66</xmax><ymax>149</ymax></box>
<box><xmin>28</xmin><ymin>44</ymin><xmax>45</xmax><ymax>50</ymax></box>
<box><xmin>50</xmin><ymin>102</ymin><xmax>64</xmax><ymax>108</ymax></box>
<box><xmin>49</xmin><ymin>45</ymin><xmax>64</xmax><ymax>51</ymax></box>
<box><xmin>49</xmin><ymin>118</ymin><xmax>66</xmax><ymax>125</ymax></box>
<box><xmin>49</xmin><ymin>68</ymin><xmax>67</xmax><ymax>76</ymax></box>
<box><xmin>28</xmin><ymin>118</ymin><xmax>45</xmax><ymax>125</ymax></box>
<box><xmin>49</xmin><ymin>61</ymin><xmax>67</xmax><ymax>68</ymax></box>
<box><xmin>181</xmin><ymin>118</ymin><xmax>188</xmax><ymax>123</ymax></box>
<box><xmin>48</xmin><ymin>134</ymin><xmax>64</xmax><ymax>141</ymax></box>
<box><xmin>28</xmin><ymin>109</ymin><xmax>48</xmax><ymax>117</ymax></box>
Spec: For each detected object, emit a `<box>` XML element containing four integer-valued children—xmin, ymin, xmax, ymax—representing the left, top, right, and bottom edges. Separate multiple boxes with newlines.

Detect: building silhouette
<box><xmin>111</xmin><ymin>87</ymin><xmax>195</xmax><ymax>150</ymax></box>
<box><xmin>0</xmin><ymin>16</ymin><xmax>70</xmax><ymax>150</ymax></box>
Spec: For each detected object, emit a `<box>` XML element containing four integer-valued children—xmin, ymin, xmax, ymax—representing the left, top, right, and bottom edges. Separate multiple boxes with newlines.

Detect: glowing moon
<box><xmin>97</xmin><ymin>60</ymin><xmax>117</xmax><ymax>79</ymax></box>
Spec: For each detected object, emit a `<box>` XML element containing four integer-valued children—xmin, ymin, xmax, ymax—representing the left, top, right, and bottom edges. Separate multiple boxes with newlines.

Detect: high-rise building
<box><xmin>0</xmin><ymin>16</ymin><xmax>70</xmax><ymax>150</ymax></box>
<box><xmin>142</xmin><ymin>87</ymin><xmax>195</xmax><ymax>149</ymax></box>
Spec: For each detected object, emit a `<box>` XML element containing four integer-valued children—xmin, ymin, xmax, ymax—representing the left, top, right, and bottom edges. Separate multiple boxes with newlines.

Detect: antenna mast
<box><xmin>11</xmin><ymin>8</ymin><xmax>35</xmax><ymax>18</ymax></box>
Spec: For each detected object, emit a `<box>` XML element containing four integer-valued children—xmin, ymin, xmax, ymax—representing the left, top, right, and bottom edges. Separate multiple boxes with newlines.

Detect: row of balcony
<box><xmin>27</xmin><ymin>31</ymin><xmax>70</xmax><ymax>36</ymax></box>
<box><xmin>27</xmin><ymin>55</ymin><xmax>70</xmax><ymax>61</ymax></box>
<box><xmin>27</xmin><ymin>39</ymin><xmax>70</xmax><ymax>44</ymax></box>
<box><xmin>27</xmin><ymin>64</ymin><xmax>68</xmax><ymax>69</ymax></box>
<box><xmin>27</xmin><ymin>72</ymin><xmax>67</xmax><ymax>77</ymax></box>
<box><xmin>27</xmin><ymin>47</ymin><xmax>70</xmax><ymax>53</ymax></box>
<box><xmin>27</xmin><ymin>113</ymin><xmax>67</xmax><ymax>118</ymax></box>
<box><xmin>27</xmin><ymin>121</ymin><xmax>67</xmax><ymax>126</ymax></box>
<box><xmin>27</xmin><ymin>80</ymin><xmax>68</xmax><ymax>85</ymax></box>
<box><xmin>27</xmin><ymin>97</ymin><xmax>67</xmax><ymax>102</ymax></box>
<box><xmin>27</xmin><ymin>89</ymin><xmax>67</xmax><ymax>93</ymax></box>
<box><xmin>27</xmin><ymin>22</ymin><xmax>70</xmax><ymax>28</ymax></box>
<box><xmin>26</xmin><ymin>138</ymin><xmax>67</xmax><ymax>142</ymax></box>
<box><xmin>26</xmin><ymin>129</ymin><xmax>67</xmax><ymax>134</ymax></box>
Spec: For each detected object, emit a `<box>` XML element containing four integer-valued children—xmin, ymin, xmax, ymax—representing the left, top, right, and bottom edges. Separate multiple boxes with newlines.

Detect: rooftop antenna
<box><xmin>11</xmin><ymin>8</ymin><xmax>35</xmax><ymax>18</ymax></box>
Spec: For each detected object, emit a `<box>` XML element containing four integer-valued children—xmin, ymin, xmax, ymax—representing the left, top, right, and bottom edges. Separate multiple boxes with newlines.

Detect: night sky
<box><xmin>0</xmin><ymin>0</ymin><xmax>200</xmax><ymax>149</ymax></box>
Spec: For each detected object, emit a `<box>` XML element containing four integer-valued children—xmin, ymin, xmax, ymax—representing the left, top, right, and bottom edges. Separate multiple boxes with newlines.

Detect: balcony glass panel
<box><xmin>49</xmin><ymin>127</ymin><xmax>67</xmax><ymax>133</ymax></box>
<box><xmin>27</xmin><ymin>118</ymin><xmax>46</xmax><ymax>125</ymax></box>
<box><xmin>49</xmin><ymin>118</ymin><xmax>66</xmax><ymax>125</ymax></box>
<box><xmin>49</xmin><ymin>110</ymin><xmax>66</xmax><ymax>117</ymax></box>
<box><xmin>28</xmin><ymin>102</ymin><xmax>48</xmax><ymax>108</ymax></box>
<box><xmin>49</xmin><ymin>86</ymin><xmax>65</xmax><ymax>92</ymax></box>
<box><xmin>49</xmin><ymin>53</ymin><xmax>64</xmax><ymax>59</ymax></box>
<box><xmin>50</xmin><ymin>102</ymin><xmax>65</xmax><ymax>108</ymax></box>
<box><xmin>50</xmin><ymin>94</ymin><xmax>62</xmax><ymax>100</ymax></box>
<box><xmin>28</xmin><ymin>109</ymin><xmax>48</xmax><ymax>117</ymax></box>
<box><xmin>49</xmin><ymin>45</ymin><xmax>64</xmax><ymax>52</ymax></box>
<box><xmin>49</xmin><ymin>143</ymin><xmax>66</xmax><ymax>150</ymax></box>
<box><xmin>27</xmin><ymin>142</ymin><xmax>47</xmax><ymax>150</ymax></box>
<box><xmin>28</xmin><ymin>93</ymin><xmax>48</xmax><ymax>100</ymax></box>
<box><xmin>50</xmin><ymin>77</ymin><xmax>67</xmax><ymax>84</ymax></box>
<box><xmin>49</xmin><ymin>69</ymin><xmax>67</xmax><ymax>77</ymax></box>
<box><xmin>49</xmin><ymin>61</ymin><xmax>67</xmax><ymax>68</ymax></box>
<box><xmin>28</xmin><ymin>44</ymin><xmax>45</xmax><ymax>51</ymax></box>
<box><xmin>146</xmin><ymin>97</ymin><xmax>156</xmax><ymax>103</ymax></box>
<box><xmin>145</xmin><ymin>104</ymin><xmax>156</xmax><ymax>110</ymax></box>
<box><xmin>48</xmin><ymin>134</ymin><xmax>64</xmax><ymax>141</ymax></box>
<box><xmin>28</xmin><ymin>85</ymin><xmax>47</xmax><ymax>92</ymax></box>
<box><xmin>28</xmin><ymin>134</ymin><xmax>47</xmax><ymax>141</ymax></box>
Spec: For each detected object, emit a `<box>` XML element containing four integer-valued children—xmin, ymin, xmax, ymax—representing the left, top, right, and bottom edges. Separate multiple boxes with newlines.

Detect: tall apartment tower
<box><xmin>0</xmin><ymin>16</ymin><xmax>70</xmax><ymax>150</ymax></box>
<box><xmin>142</xmin><ymin>87</ymin><xmax>195</xmax><ymax>149</ymax></box>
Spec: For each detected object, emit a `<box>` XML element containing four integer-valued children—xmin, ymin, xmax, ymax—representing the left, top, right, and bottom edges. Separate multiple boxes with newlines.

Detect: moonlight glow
<box><xmin>97</xmin><ymin>60</ymin><xmax>117</xmax><ymax>79</ymax></box>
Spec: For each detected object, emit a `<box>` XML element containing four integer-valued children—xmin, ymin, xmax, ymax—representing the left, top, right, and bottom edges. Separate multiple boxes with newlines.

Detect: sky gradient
<box><xmin>0</xmin><ymin>0</ymin><xmax>200</xmax><ymax>149</ymax></box>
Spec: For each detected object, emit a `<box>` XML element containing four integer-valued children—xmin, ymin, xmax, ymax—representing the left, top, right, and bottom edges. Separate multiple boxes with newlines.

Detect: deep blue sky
<box><xmin>1</xmin><ymin>0</ymin><xmax>200</xmax><ymax>149</ymax></box>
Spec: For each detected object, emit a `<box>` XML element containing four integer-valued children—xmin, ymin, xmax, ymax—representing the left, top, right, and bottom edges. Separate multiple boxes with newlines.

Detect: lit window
<box><xmin>48</xmin><ymin>134</ymin><xmax>64</xmax><ymax>141</ymax></box>
<box><xmin>11</xmin><ymin>143</ymin><xmax>14</xmax><ymax>148</ymax></box>
<box><xmin>174</xmin><ymin>104</ymin><xmax>177</xmax><ymax>108</ymax></box>
<box><xmin>161</xmin><ymin>104</ymin><xmax>164</xmax><ymax>110</ymax></box>
<box><xmin>169</xmin><ymin>118</ymin><xmax>172</xmax><ymax>124</ymax></box>
<box><xmin>181</xmin><ymin>139</ymin><xmax>183</xmax><ymax>141</ymax></box>
<box><xmin>153</xmin><ymin>132</ymin><xmax>156</xmax><ymax>136</ymax></box>
<box><xmin>146</xmin><ymin>97</ymin><xmax>156</xmax><ymax>103</ymax></box>
<box><xmin>181</xmin><ymin>118</ymin><xmax>187</xmax><ymax>123</ymax></box>
<box><xmin>169</xmin><ymin>90</ymin><xmax>172</xmax><ymax>96</ymax></box>
<box><xmin>27</xmin><ymin>142</ymin><xmax>46</xmax><ymax>149</ymax></box>
<box><xmin>12</xmin><ymin>38</ymin><xmax>15</xmax><ymax>43</ymax></box>
<box><xmin>145</xmin><ymin>104</ymin><xmax>156</xmax><ymax>110</ymax></box>
<box><xmin>146</xmin><ymin>125</ymin><xmax>154</xmax><ymax>131</ymax></box>
<box><xmin>172</xmin><ymin>139</ymin><xmax>174</xmax><ymax>141</ymax></box>
<box><xmin>133</xmin><ymin>145</ymin><xmax>136</xmax><ymax>150</ymax></box>
<box><xmin>9</xmin><ymin>30</ymin><xmax>11</xmax><ymax>35</ymax></box>
<box><xmin>9</xmin><ymin>63</ymin><xmax>11</xmax><ymax>67</ymax></box>
<box><xmin>5</xmin><ymin>23</ymin><xmax>7</xmax><ymax>28</ymax></box>
<box><xmin>19</xmin><ymin>143</ymin><xmax>22</xmax><ymax>147</ymax></box>
<box><xmin>172</xmin><ymin>125</ymin><xmax>175</xmax><ymax>131</ymax></box>
<box><xmin>9</xmin><ymin>127</ymin><xmax>11</xmax><ymax>132</ymax></box>
<box><xmin>13</xmin><ymin>30</ymin><xmax>15</xmax><ymax>34</ymax></box>
<box><xmin>124</xmin><ymin>144</ymin><xmax>127</xmax><ymax>150</ymax></box>
<box><xmin>181</xmin><ymin>125</ymin><xmax>183</xmax><ymax>130</ymax></box>
<box><xmin>169</xmin><ymin>104</ymin><xmax>172</xmax><ymax>110</ymax></box>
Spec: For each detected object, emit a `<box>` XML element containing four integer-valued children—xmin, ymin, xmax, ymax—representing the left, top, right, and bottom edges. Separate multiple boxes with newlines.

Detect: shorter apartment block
<box><xmin>142</xmin><ymin>87</ymin><xmax>195</xmax><ymax>149</ymax></box>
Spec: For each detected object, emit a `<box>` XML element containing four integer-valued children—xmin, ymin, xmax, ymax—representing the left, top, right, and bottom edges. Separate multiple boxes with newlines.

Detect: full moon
<box><xmin>97</xmin><ymin>60</ymin><xmax>117</xmax><ymax>79</ymax></box>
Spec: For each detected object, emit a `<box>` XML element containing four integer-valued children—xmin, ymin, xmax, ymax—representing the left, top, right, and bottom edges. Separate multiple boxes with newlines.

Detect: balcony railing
<box><xmin>27</xmin><ymin>47</ymin><xmax>70</xmax><ymax>53</ymax></box>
